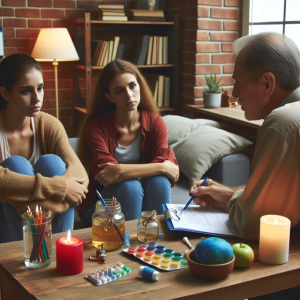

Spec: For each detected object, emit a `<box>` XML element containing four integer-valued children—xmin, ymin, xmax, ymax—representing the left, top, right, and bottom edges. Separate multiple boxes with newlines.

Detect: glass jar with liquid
<box><xmin>137</xmin><ymin>211</ymin><xmax>159</xmax><ymax>243</ymax></box>
<box><xmin>92</xmin><ymin>199</ymin><xmax>125</xmax><ymax>251</ymax></box>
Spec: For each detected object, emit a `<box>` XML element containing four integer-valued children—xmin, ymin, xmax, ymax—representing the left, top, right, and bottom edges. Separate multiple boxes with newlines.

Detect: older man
<box><xmin>190</xmin><ymin>32</ymin><xmax>300</xmax><ymax>241</ymax></box>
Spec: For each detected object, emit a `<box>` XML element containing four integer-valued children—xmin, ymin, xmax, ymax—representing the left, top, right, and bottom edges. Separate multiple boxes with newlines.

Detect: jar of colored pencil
<box><xmin>137</xmin><ymin>211</ymin><xmax>159</xmax><ymax>243</ymax></box>
<box><xmin>92</xmin><ymin>198</ymin><xmax>125</xmax><ymax>251</ymax></box>
<box><xmin>22</xmin><ymin>207</ymin><xmax>52</xmax><ymax>269</ymax></box>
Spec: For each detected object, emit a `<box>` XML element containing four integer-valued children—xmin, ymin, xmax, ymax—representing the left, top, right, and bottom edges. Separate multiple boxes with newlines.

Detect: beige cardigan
<box><xmin>0</xmin><ymin>112</ymin><xmax>89</xmax><ymax>217</ymax></box>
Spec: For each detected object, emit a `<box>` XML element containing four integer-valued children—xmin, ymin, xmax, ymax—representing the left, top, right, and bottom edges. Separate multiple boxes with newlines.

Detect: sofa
<box><xmin>0</xmin><ymin>116</ymin><xmax>252</xmax><ymax>242</ymax></box>
<box><xmin>70</xmin><ymin>115</ymin><xmax>252</xmax><ymax>229</ymax></box>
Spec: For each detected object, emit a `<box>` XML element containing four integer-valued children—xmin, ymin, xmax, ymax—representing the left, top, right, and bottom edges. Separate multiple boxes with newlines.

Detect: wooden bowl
<box><xmin>186</xmin><ymin>249</ymin><xmax>235</xmax><ymax>280</ymax></box>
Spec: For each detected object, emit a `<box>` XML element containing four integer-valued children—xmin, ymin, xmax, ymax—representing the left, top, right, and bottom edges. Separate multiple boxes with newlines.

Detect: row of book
<box><xmin>98</xmin><ymin>4</ymin><xmax>165</xmax><ymax>22</ymax></box>
<box><xmin>144</xmin><ymin>74</ymin><xmax>170</xmax><ymax>108</ymax></box>
<box><xmin>131</xmin><ymin>35</ymin><xmax>168</xmax><ymax>65</ymax></box>
<box><xmin>91</xmin><ymin>35</ymin><xmax>125</xmax><ymax>67</ymax></box>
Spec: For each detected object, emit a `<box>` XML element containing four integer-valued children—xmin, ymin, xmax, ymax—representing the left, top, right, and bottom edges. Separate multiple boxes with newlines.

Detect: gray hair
<box><xmin>233</xmin><ymin>32</ymin><xmax>300</xmax><ymax>91</ymax></box>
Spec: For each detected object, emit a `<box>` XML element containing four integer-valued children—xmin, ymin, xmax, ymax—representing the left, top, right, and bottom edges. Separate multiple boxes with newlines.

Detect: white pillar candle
<box><xmin>259</xmin><ymin>215</ymin><xmax>291</xmax><ymax>265</ymax></box>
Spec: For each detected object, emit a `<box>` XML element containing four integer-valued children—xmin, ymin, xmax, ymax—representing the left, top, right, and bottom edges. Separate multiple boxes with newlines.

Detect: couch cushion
<box><xmin>171</xmin><ymin>126</ymin><xmax>252</xmax><ymax>185</ymax></box>
<box><xmin>162</xmin><ymin>115</ymin><xmax>222</xmax><ymax>146</ymax></box>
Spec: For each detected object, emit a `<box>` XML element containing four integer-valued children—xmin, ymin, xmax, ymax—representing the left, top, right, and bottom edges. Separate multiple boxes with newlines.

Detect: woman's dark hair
<box><xmin>0</xmin><ymin>53</ymin><xmax>43</xmax><ymax>110</ymax></box>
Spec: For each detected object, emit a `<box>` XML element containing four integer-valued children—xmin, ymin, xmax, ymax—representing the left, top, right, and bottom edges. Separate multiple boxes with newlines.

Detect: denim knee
<box><xmin>34</xmin><ymin>154</ymin><xmax>66</xmax><ymax>177</ymax></box>
<box><xmin>113</xmin><ymin>179</ymin><xmax>142</xmax><ymax>194</ymax></box>
<box><xmin>0</xmin><ymin>156</ymin><xmax>34</xmax><ymax>176</ymax></box>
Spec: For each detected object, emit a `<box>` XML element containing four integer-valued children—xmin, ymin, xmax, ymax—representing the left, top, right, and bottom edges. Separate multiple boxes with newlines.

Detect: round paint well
<box><xmin>163</xmin><ymin>252</ymin><xmax>173</xmax><ymax>258</ymax></box>
<box><xmin>171</xmin><ymin>261</ymin><xmax>180</xmax><ymax>268</ymax></box>
<box><xmin>164</xmin><ymin>249</ymin><xmax>174</xmax><ymax>254</ymax></box>
<box><xmin>137</xmin><ymin>246</ymin><xmax>147</xmax><ymax>251</ymax></box>
<box><xmin>144</xmin><ymin>256</ymin><xmax>152</xmax><ymax>262</ymax></box>
<box><xmin>156</xmin><ymin>245</ymin><xmax>165</xmax><ymax>251</ymax></box>
<box><xmin>161</xmin><ymin>263</ymin><xmax>170</xmax><ymax>269</ymax></box>
<box><xmin>153</xmin><ymin>254</ymin><xmax>162</xmax><ymax>260</ymax></box>
<box><xmin>128</xmin><ymin>248</ymin><xmax>137</xmax><ymax>254</ymax></box>
<box><xmin>152</xmin><ymin>259</ymin><xmax>161</xmax><ymax>265</ymax></box>
<box><xmin>145</xmin><ymin>251</ymin><xmax>154</xmax><ymax>257</ymax></box>
<box><xmin>172</xmin><ymin>253</ymin><xmax>183</xmax><ymax>261</ymax></box>
<box><xmin>181</xmin><ymin>259</ymin><xmax>188</xmax><ymax>265</ymax></box>
<box><xmin>136</xmin><ymin>252</ymin><xmax>144</xmax><ymax>258</ymax></box>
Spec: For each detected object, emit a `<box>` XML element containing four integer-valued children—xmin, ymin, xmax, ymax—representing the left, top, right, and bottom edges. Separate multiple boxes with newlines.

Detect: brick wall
<box><xmin>1</xmin><ymin>0</ymin><xmax>134</xmax><ymax>136</ymax></box>
<box><xmin>166</xmin><ymin>0</ymin><xmax>242</xmax><ymax>117</ymax></box>
<box><xmin>1</xmin><ymin>0</ymin><xmax>242</xmax><ymax>134</ymax></box>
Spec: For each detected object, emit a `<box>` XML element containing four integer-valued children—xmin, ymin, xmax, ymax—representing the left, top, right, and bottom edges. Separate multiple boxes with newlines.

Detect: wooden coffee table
<box><xmin>1</xmin><ymin>215</ymin><xmax>300</xmax><ymax>300</ymax></box>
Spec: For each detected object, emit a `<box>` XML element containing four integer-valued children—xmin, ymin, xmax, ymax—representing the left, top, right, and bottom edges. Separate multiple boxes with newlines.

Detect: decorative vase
<box><xmin>146</xmin><ymin>0</ymin><xmax>156</xmax><ymax>10</ymax></box>
<box><xmin>203</xmin><ymin>92</ymin><xmax>222</xmax><ymax>108</ymax></box>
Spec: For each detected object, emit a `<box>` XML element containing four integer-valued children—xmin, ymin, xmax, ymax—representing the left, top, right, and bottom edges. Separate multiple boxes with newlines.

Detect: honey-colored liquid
<box><xmin>92</xmin><ymin>217</ymin><xmax>125</xmax><ymax>251</ymax></box>
<box><xmin>137</xmin><ymin>229</ymin><xmax>158</xmax><ymax>242</ymax></box>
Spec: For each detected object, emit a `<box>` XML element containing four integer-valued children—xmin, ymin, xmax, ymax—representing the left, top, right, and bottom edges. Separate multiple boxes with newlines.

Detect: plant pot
<box><xmin>203</xmin><ymin>92</ymin><xmax>222</xmax><ymax>108</ymax></box>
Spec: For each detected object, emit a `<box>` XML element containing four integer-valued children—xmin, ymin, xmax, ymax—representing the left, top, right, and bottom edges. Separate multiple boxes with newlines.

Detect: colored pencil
<box><xmin>39</xmin><ymin>206</ymin><xmax>49</xmax><ymax>260</ymax></box>
<box><xmin>32</xmin><ymin>224</ymin><xmax>47</xmax><ymax>262</ymax></box>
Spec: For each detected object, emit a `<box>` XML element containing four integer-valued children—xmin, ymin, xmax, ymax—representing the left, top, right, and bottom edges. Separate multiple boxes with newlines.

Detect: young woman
<box><xmin>0</xmin><ymin>54</ymin><xmax>89</xmax><ymax>243</ymax></box>
<box><xmin>78</xmin><ymin>59</ymin><xmax>178</xmax><ymax>226</ymax></box>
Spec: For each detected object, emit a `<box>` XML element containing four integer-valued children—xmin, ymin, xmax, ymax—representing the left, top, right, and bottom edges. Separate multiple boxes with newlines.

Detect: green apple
<box><xmin>232</xmin><ymin>243</ymin><xmax>254</xmax><ymax>268</ymax></box>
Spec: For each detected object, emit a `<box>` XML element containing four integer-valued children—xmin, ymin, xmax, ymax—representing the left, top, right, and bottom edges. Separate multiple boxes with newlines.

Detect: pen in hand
<box><xmin>179</xmin><ymin>177</ymin><xmax>208</xmax><ymax>216</ymax></box>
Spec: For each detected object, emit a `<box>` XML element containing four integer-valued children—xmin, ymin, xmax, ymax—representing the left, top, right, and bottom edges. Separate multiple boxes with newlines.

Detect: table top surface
<box><xmin>187</xmin><ymin>105</ymin><xmax>264</xmax><ymax>129</ymax></box>
<box><xmin>1</xmin><ymin>215</ymin><xmax>300</xmax><ymax>300</ymax></box>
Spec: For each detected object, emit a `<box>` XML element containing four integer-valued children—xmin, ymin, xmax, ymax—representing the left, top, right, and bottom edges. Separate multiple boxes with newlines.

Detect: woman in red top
<box><xmin>78</xmin><ymin>59</ymin><xmax>178</xmax><ymax>225</ymax></box>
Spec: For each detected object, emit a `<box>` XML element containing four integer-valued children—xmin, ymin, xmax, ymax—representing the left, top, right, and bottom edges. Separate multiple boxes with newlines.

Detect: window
<box><xmin>242</xmin><ymin>0</ymin><xmax>300</xmax><ymax>49</ymax></box>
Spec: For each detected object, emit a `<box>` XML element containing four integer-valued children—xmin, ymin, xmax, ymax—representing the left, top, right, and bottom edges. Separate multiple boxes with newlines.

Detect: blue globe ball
<box><xmin>195</xmin><ymin>237</ymin><xmax>233</xmax><ymax>265</ymax></box>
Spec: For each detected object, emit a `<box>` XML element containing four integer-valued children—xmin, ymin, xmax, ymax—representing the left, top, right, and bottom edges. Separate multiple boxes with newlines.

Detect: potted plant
<box><xmin>202</xmin><ymin>74</ymin><xmax>223</xmax><ymax>108</ymax></box>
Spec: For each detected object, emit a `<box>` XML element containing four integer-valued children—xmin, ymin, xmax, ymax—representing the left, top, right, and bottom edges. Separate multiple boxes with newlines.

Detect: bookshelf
<box><xmin>70</xmin><ymin>12</ymin><xmax>179</xmax><ymax>133</ymax></box>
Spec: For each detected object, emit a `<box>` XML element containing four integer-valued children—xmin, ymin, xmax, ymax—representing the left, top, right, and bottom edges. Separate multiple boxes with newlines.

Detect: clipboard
<box><xmin>162</xmin><ymin>204</ymin><xmax>237</xmax><ymax>238</ymax></box>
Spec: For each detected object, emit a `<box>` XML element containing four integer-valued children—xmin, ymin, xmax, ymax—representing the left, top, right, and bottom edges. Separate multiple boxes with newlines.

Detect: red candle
<box><xmin>56</xmin><ymin>230</ymin><xmax>83</xmax><ymax>275</ymax></box>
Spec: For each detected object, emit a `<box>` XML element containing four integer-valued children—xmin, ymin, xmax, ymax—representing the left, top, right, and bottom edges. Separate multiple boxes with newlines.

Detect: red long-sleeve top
<box><xmin>78</xmin><ymin>110</ymin><xmax>177</xmax><ymax>216</ymax></box>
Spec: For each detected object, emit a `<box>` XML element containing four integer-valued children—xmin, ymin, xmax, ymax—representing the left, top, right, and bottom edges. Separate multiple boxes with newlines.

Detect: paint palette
<box><xmin>123</xmin><ymin>243</ymin><xmax>189</xmax><ymax>271</ymax></box>
<box><xmin>85</xmin><ymin>262</ymin><xmax>133</xmax><ymax>286</ymax></box>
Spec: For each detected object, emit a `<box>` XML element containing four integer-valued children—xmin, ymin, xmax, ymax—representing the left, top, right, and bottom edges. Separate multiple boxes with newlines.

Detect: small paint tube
<box><xmin>111</xmin><ymin>267</ymin><xmax>122</xmax><ymax>279</ymax></box>
<box><xmin>124</xmin><ymin>232</ymin><xmax>131</xmax><ymax>247</ymax></box>
<box><xmin>113</xmin><ymin>265</ymin><xmax>126</xmax><ymax>276</ymax></box>
<box><xmin>104</xmin><ymin>275</ymin><xmax>112</xmax><ymax>282</ymax></box>
<box><xmin>104</xmin><ymin>269</ymin><xmax>108</xmax><ymax>276</ymax></box>
<box><xmin>107</xmin><ymin>268</ymin><xmax>116</xmax><ymax>280</ymax></box>
<box><xmin>100</xmin><ymin>276</ymin><xmax>107</xmax><ymax>284</ymax></box>
<box><xmin>87</xmin><ymin>274</ymin><xmax>102</xmax><ymax>285</ymax></box>
<box><xmin>117</xmin><ymin>262</ymin><xmax>133</xmax><ymax>274</ymax></box>
<box><xmin>139</xmin><ymin>266</ymin><xmax>160</xmax><ymax>281</ymax></box>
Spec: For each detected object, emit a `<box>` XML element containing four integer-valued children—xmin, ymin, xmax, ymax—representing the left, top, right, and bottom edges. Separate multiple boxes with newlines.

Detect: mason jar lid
<box><xmin>95</xmin><ymin>199</ymin><xmax>122</xmax><ymax>215</ymax></box>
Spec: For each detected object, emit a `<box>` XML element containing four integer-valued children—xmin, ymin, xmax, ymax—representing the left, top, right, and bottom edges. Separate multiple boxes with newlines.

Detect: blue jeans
<box><xmin>0</xmin><ymin>155</ymin><xmax>75</xmax><ymax>243</ymax></box>
<box><xmin>80</xmin><ymin>175</ymin><xmax>171</xmax><ymax>227</ymax></box>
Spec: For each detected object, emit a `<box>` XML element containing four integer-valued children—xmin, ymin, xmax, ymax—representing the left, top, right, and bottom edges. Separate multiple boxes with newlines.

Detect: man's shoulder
<box><xmin>263</xmin><ymin>101</ymin><xmax>300</xmax><ymax>137</ymax></box>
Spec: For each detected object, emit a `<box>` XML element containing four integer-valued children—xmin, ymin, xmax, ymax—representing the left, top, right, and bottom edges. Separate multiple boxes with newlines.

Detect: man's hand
<box><xmin>189</xmin><ymin>179</ymin><xmax>235</xmax><ymax>211</ymax></box>
<box><xmin>95</xmin><ymin>163</ymin><xmax>121</xmax><ymax>187</ymax></box>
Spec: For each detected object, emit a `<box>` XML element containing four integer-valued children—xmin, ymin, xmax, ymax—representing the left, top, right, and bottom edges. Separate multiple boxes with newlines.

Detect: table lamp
<box><xmin>31</xmin><ymin>28</ymin><xmax>79</xmax><ymax>119</ymax></box>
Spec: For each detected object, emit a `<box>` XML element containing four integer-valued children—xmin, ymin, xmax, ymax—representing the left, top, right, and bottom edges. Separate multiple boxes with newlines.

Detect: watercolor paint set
<box><xmin>123</xmin><ymin>242</ymin><xmax>189</xmax><ymax>271</ymax></box>
<box><xmin>85</xmin><ymin>262</ymin><xmax>133</xmax><ymax>286</ymax></box>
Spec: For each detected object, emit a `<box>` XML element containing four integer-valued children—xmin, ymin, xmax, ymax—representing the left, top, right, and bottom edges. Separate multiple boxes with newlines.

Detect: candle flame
<box><xmin>67</xmin><ymin>230</ymin><xmax>71</xmax><ymax>243</ymax></box>
<box><xmin>274</xmin><ymin>217</ymin><xmax>278</xmax><ymax>224</ymax></box>
<box><xmin>36</xmin><ymin>204</ymin><xmax>39</xmax><ymax>213</ymax></box>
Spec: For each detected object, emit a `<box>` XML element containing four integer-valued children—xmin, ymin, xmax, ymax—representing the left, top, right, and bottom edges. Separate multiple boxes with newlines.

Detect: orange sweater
<box><xmin>0</xmin><ymin>112</ymin><xmax>89</xmax><ymax>217</ymax></box>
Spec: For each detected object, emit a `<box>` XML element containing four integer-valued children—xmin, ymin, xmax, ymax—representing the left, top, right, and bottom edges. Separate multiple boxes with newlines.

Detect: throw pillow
<box><xmin>171</xmin><ymin>126</ymin><xmax>252</xmax><ymax>185</ymax></box>
<box><xmin>162</xmin><ymin>115</ymin><xmax>222</xmax><ymax>146</ymax></box>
